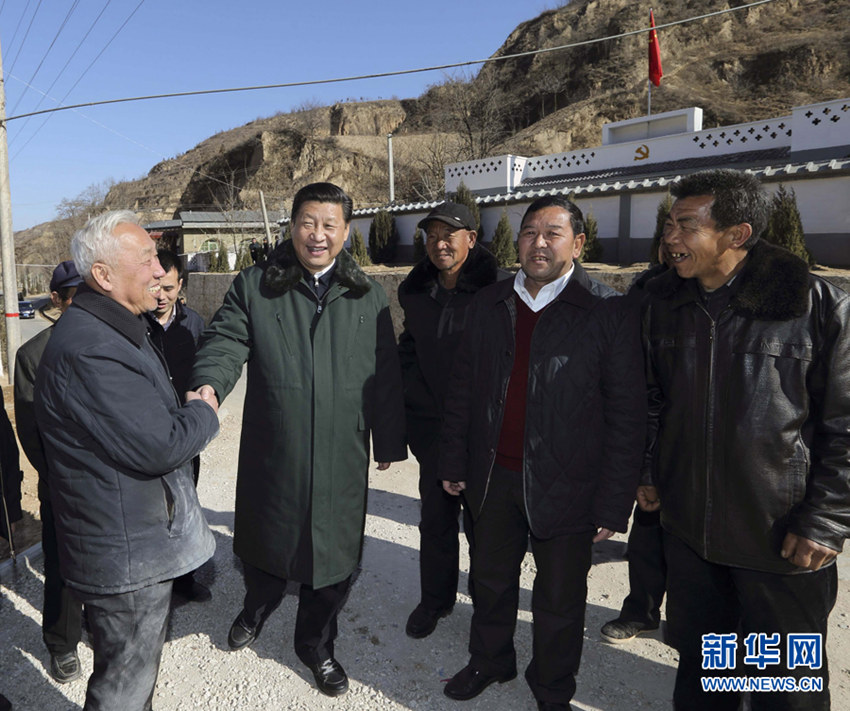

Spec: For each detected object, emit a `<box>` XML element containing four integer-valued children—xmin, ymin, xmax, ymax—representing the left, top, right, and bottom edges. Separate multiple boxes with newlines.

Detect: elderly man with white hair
<box><xmin>34</xmin><ymin>210</ymin><xmax>220</xmax><ymax>711</ymax></box>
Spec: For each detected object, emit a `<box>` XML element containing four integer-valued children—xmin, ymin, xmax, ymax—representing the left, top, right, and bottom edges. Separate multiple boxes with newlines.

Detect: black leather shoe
<box><xmin>600</xmin><ymin>618</ymin><xmax>658</xmax><ymax>644</ymax></box>
<box><xmin>172</xmin><ymin>577</ymin><xmax>212</xmax><ymax>603</ymax></box>
<box><xmin>0</xmin><ymin>692</ymin><xmax>11</xmax><ymax>711</ymax></box>
<box><xmin>306</xmin><ymin>657</ymin><xmax>349</xmax><ymax>697</ymax></box>
<box><xmin>405</xmin><ymin>603</ymin><xmax>453</xmax><ymax>639</ymax></box>
<box><xmin>227</xmin><ymin>613</ymin><xmax>258</xmax><ymax>651</ymax></box>
<box><xmin>537</xmin><ymin>702</ymin><xmax>574</xmax><ymax>710</ymax></box>
<box><xmin>49</xmin><ymin>649</ymin><xmax>82</xmax><ymax>683</ymax></box>
<box><xmin>444</xmin><ymin>663</ymin><xmax>516</xmax><ymax>700</ymax></box>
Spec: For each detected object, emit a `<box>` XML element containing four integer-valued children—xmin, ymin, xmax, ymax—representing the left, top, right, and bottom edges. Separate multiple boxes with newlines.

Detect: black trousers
<box><xmin>241</xmin><ymin>561</ymin><xmax>351</xmax><ymax>666</ymax></box>
<box><xmin>468</xmin><ymin>464</ymin><xmax>593</xmax><ymax>705</ymax></box>
<box><xmin>416</xmin><ymin>445</ymin><xmax>474</xmax><ymax>611</ymax></box>
<box><xmin>617</xmin><ymin>505</ymin><xmax>666</xmax><ymax>627</ymax></box>
<box><xmin>664</xmin><ymin>531</ymin><xmax>836</xmax><ymax>711</ymax></box>
<box><xmin>73</xmin><ymin>580</ymin><xmax>172</xmax><ymax>711</ymax></box>
<box><xmin>40</xmin><ymin>492</ymin><xmax>83</xmax><ymax>655</ymax></box>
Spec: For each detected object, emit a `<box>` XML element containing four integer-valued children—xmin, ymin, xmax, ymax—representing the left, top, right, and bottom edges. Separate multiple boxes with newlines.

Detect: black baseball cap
<box><xmin>50</xmin><ymin>260</ymin><xmax>83</xmax><ymax>292</ymax></box>
<box><xmin>417</xmin><ymin>202</ymin><xmax>477</xmax><ymax>231</ymax></box>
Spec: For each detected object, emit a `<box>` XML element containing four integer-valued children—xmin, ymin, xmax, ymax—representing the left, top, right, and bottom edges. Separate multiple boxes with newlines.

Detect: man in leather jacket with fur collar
<box><xmin>640</xmin><ymin>169</ymin><xmax>850</xmax><ymax>711</ymax></box>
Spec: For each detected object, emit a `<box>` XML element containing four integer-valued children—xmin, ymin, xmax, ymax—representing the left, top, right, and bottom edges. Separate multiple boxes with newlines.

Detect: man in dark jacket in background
<box><xmin>398</xmin><ymin>202</ymin><xmax>505</xmax><ymax>639</ymax></box>
<box><xmin>191</xmin><ymin>183</ymin><xmax>407</xmax><ymax>697</ymax></box>
<box><xmin>440</xmin><ymin>196</ymin><xmax>646</xmax><ymax>710</ymax></box>
<box><xmin>14</xmin><ymin>260</ymin><xmax>84</xmax><ymax>683</ymax></box>
<box><xmin>639</xmin><ymin>169</ymin><xmax>850</xmax><ymax>711</ymax></box>
<box><xmin>35</xmin><ymin>211</ymin><xmax>220</xmax><ymax>711</ymax></box>
<box><xmin>145</xmin><ymin>248</ymin><xmax>210</xmax><ymax>603</ymax></box>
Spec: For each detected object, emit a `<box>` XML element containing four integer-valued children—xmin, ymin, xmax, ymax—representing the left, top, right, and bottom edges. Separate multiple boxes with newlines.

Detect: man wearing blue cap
<box><xmin>14</xmin><ymin>260</ymin><xmax>85</xmax><ymax>684</ymax></box>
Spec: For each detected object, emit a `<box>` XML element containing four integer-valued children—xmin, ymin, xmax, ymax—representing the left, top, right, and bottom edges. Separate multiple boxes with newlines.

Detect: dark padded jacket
<box><xmin>642</xmin><ymin>240</ymin><xmax>850</xmax><ymax>573</ymax></box>
<box><xmin>439</xmin><ymin>262</ymin><xmax>646</xmax><ymax>538</ymax></box>
<box><xmin>34</xmin><ymin>287</ymin><xmax>219</xmax><ymax>594</ymax></box>
<box><xmin>146</xmin><ymin>301</ymin><xmax>205</xmax><ymax>402</ymax></box>
<box><xmin>397</xmin><ymin>246</ymin><xmax>507</xmax><ymax>459</ymax></box>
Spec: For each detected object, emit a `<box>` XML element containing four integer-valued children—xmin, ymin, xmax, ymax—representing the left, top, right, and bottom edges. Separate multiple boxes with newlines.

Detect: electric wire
<box><xmin>5</xmin><ymin>0</ymin><xmax>779</xmax><ymax>122</ymax></box>
<box><xmin>6</xmin><ymin>0</ymin><xmax>44</xmax><ymax>78</ymax></box>
<box><xmin>10</xmin><ymin>0</ymin><xmax>117</xmax><ymax>155</ymax></box>
<box><xmin>8</xmin><ymin>0</ymin><xmax>81</xmax><ymax>117</ymax></box>
<box><xmin>4</xmin><ymin>0</ymin><xmax>35</xmax><ymax>75</ymax></box>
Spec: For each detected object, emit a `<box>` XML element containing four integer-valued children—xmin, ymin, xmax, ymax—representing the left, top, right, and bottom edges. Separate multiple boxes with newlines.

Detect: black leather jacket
<box><xmin>439</xmin><ymin>262</ymin><xmax>646</xmax><ymax>538</ymax></box>
<box><xmin>643</xmin><ymin>240</ymin><xmax>850</xmax><ymax>573</ymax></box>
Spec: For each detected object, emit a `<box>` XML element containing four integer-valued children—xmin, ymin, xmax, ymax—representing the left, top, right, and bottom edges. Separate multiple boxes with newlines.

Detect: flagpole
<box><xmin>648</xmin><ymin>7</ymin><xmax>653</xmax><ymax>117</ymax></box>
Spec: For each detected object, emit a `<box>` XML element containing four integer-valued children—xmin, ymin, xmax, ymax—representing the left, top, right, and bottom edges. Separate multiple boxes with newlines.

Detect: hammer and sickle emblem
<box><xmin>635</xmin><ymin>144</ymin><xmax>650</xmax><ymax>161</ymax></box>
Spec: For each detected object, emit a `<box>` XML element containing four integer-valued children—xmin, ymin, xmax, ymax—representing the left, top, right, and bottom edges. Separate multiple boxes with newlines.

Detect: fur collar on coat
<box><xmin>645</xmin><ymin>240</ymin><xmax>810</xmax><ymax>321</ymax></box>
<box><xmin>262</xmin><ymin>238</ymin><xmax>371</xmax><ymax>296</ymax></box>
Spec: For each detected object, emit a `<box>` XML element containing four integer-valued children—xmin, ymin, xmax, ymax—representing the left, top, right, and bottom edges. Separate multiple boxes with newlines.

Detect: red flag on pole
<box><xmin>649</xmin><ymin>9</ymin><xmax>663</xmax><ymax>87</ymax></box>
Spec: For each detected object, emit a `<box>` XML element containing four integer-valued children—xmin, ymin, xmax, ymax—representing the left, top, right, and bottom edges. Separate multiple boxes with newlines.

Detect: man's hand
<box><xmin>442</xmin><ymin>480</ymin><xmax>466</xmax><ymax>496</ymax></box>
<box><xmin>636</xmin><ymin>485</ymin><xmax>660</xmax><ymax>512</ymax></box>
<box><xmin>593</xmin><ymin>527</ymin><xmax>615</xmax><ymax>543</ymax></box>
<box><xmin>780</xmin><ymin>532</ymin><xmax>839</xmax><ymax>571</ymax></box>
<box><xmin>186</xmin><ymin>384</ymin><xmax>219</xmax><ymax>414</ymax></box>
<box><xmin>376</xmin><ymin>462</ymin><xmax>391</xmax><ymax>471</ymax></box>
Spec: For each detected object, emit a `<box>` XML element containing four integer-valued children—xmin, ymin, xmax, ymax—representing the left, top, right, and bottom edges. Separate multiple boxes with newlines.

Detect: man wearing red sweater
<box><xmin>439</xmin><ymin>196</ymin><xmax>646</xmax><ymax>711</ymax></box>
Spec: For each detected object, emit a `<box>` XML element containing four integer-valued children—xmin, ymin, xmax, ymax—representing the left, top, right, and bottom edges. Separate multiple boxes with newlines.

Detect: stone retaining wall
<box><xmin>186</xmin><ymin>266</ymin><xmax>850</xmax><ymax>337</ymax></box>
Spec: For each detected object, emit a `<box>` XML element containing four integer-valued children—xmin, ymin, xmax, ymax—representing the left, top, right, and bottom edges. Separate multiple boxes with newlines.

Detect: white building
<box><xmin>349</xmin><ymin>97</ymin><xmax>850</xmax><ymax>267</ymax></box>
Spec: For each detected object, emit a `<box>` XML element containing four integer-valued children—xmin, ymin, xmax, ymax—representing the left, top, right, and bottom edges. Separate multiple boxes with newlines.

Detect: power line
<box><xmin>4</xmin><ymin>0</ymin><xmax>779</xmax><ymax>123</ymax></box>
<box><xmin>6</xmin><ymin>0</ymin><xmax>44</xmax><ymax>78</ymax></box>
<box><xmin>9</xmin><ymin>0</ymin><xmax>112</xmax><ymax>153</ymax></box>
<box><xmin>5</xmin><ymin>0</ymin><xmax>35</xmax><ymax>75</ymax></box>
<box><xmin>8</xmin><ymin>0</ymin><xmax>81</xmax><ymax>117</ymax></box>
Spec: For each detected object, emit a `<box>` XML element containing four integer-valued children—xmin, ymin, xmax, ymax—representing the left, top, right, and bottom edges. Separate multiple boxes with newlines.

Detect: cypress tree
<box><xmin>763</xmin><ymin>184</ymin><xmax>814</xmax><ymax>266</ymax></box>
<box><xmin>413</xmin><ymin>228</ymin><xmax>426</xmax><ymax>262</ymax></box>
<box><xmin>349</xmin><ymin>227</ymin><xmax>372</xmax><ymax>266</ymax></box>
<box><xmin>368</xmin><ymin>210</ymin><xmax>398</xmax><ymax>264</ymax></box>
<box><xmin>649</xmin><ymin>193</ymin><xmax>673</xmax><ymax>265</ymax></box>
<box><xmin>451</xmin><ymin>181</ymin><xmax>483</xmax><ymax>241</ymax></box>
<box><xmin>490</xmin><ymin>211</ymin><xmax>517</xmax><ymax>268</ymax></box>
<box><xmin>581</xmin><ymin>210</ymin><xmax>603</xmax><ymax>262</ymax></box>
<box><xmin>216</xmin><ymin>241</ymin><xmax>230</xmax><ymax>272</ymax></box>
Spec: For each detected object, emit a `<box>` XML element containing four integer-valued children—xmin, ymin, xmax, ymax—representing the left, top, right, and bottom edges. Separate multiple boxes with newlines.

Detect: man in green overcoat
<box><xmin>190</xmin><ymin>182</ymin><xmax>406</xmax><ymax>697</ymax></box>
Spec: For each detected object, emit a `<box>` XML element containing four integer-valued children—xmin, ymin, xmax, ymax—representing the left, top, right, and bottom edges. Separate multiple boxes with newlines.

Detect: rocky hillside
<box><xmin>16</xmin><ymin>0</ymin><xmax>849</xmax><ymax>261</ymax></box>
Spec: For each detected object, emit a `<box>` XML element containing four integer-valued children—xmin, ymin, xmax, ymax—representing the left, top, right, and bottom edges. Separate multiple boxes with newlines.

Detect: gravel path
<box><xmin>2</xmin><ymin>369</ymin><xmax>848</xmax><ymax>710</ymax></box>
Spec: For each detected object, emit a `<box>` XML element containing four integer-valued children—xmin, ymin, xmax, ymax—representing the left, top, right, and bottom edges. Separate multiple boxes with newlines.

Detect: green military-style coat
<box><xmin>190</xmin><ymin>242</ymin><xmax>407</xmax><ymax>588</ymax></box>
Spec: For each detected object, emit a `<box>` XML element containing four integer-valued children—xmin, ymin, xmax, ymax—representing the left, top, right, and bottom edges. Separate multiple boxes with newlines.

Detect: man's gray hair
<box><xmin>71</xmin><ymin>210</ymin><xmax>141</xmax><ymax>280</ymax></box>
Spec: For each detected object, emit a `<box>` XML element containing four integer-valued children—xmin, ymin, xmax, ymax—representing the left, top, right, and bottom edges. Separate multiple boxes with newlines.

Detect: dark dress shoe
<box><xmin>444</xmin><ymin>663</ymin><xmax>516</xmax><ymax>700</ymax></box>
<box><xmin>405</xmin><ymin>603</ymin><xmax>453</xmax><ymax>639</ymax></box>
<box><xmin>0</xmin><ymin>692</ymin><xmax>11</xmax><ymax>711</ymax></box>
<box><xmin>306</xmin><ymin>657</ymin><xmax>349</xmax><ymax>697</ymax></box>
<box><xmin>600</xmin><ymin>617</ymin><xmax>657</xmax><ymax>644</ymax></box>
<box><xmin>49</xmin><ymin>649</ymin><xmax>82</xmax><ymax>683</ymax></box>
<box><xmin>172</xmin><ymin>577</ymin><xmax>212</xmax><ymax>603</ymax></box>
<box><xmin>227</xmin><ymin>613</ymin><xmax>258</xmax><ymax>650</ymax></box>
<box><xmin>537</xmin><ymin>702</ymin><xmax>574</xmax><ymax>710</ymax></box>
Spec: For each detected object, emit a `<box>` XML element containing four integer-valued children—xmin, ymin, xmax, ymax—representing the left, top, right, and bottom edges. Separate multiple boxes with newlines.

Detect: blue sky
<box><xmin>2</xmin><ymin>0</ymin><xmax>557</xmax><ymax>231</ymax></box>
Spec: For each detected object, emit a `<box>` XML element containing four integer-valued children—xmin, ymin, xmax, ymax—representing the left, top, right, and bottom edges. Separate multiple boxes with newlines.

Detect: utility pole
<box><xmin>387</xmin><ymin>133</ymin><xmax>395</xmax><ymax>204</ymax></box>
<box><xmin>0</xmin><ymin>37</ymin><xmax>20</xmax><ymax>383</ymax></box>
<box><xmin>259</xmin><ymin>190</ymin><xmax>272</xmax><ymax>243</ymax></box>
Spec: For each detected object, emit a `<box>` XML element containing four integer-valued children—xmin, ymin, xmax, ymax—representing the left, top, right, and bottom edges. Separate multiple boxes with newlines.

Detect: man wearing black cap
<box><xmin>398</xmin><ymin>202</ymin><xmax>506</xmax><ymax>638</ymax></box>
<box><xmin>14</xmin><ymin>260</ymin><xmax>85</xmax><ymax>684</ymax></box>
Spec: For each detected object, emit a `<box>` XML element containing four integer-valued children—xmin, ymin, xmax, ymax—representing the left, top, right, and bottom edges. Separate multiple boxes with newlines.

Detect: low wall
<box><xmin>186</xmin><ymin>266</ymin><xmax>850</xmax><ymax>336</ymax></box>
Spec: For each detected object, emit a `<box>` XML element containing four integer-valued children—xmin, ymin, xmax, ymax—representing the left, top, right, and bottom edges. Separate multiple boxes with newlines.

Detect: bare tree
<box><xmin>432</xmin><ymin>71</ymin><xmax>510</xmax><ymax>160</ymax></box>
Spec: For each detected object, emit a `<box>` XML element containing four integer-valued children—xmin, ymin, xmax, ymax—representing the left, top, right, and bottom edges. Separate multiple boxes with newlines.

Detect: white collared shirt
<box><xmin>513</xmin><ymin>263</ymin><xmax>575</xmax><ymax>312</ymax></box>
<box><xmin>311</xmin><ymin>259</ymin><xmax>336</xmax><ymax>285</ymax></box>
